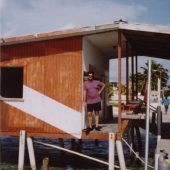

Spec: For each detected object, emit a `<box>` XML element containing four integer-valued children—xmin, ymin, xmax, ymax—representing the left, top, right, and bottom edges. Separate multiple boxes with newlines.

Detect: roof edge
<box><xmin>0</xmin><ymin>23</ymin><xmax>119</xmax><ymax>46</ymax></box>
<box><xmin>1</xmin><ymin>21</ymin><xmax>170</xmax><ymax>46</ymax></box>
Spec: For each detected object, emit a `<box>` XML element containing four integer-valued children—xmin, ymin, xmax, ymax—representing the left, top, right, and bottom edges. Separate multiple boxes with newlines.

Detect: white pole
<box><xmin>154</xmin><ymin>153</ymin><xmax>160</xmax><ymax>170</ymax></box>
<box><xmin>157</xmin><ymin>135</ymin><xmax>161</xmax><ymax>143</ymax></box>
<box><xmin>158</xmin><ymin>78</ymin><xmax>161</xmax><ymax>106</ymax></box>
<box><xmin>157</xmin><ymin>78</ymin><xmax>161</xmax><ymax>142</ymax></box>
<box><xmin>116</xmin><ymin>140</ymin><xmax>126</xmax><ymax>170</ymax></box>
<box><xmin>27</xmin><ymin>137</ymin><xmax>36</xmax><ymax>170</ymax></box>
<box><xmin>109</xmin><ymin>133</ymin><xmax>115</xmax><ymax>170</ymax></box>
<box><xmin>144</xmin><ymin>60</ymin><xmax>152</xmax><ymax>170</ymax></box>
<box><xmin>18</xmin><ymin>130</ymin><xmax>26</xmax><ymax>170</ymax></box>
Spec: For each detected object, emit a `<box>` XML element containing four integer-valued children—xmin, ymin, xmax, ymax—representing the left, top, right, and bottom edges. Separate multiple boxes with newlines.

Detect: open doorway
<box><xmin>82</xmin><ymin>33</ymin><xmax>116</xmax><ymax>125</ymax></box>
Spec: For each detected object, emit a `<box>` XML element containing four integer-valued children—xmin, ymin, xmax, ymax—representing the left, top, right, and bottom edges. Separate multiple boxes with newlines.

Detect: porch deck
<box><xmin>82</xmin><ymin>120</ymin><xmax>129</xmax><ymax>139</ymax></box>
<box><xmin>81</xmin><ymin>123</ymin><xmax>119</xmax><ymax>139</ymax></box>
<box><xmin>156</xmin><ymin>139</ymin><xmax>170</xmax><ymax>156</ymax></box>
<box><xmin>0</xmin><ymin>121</ymin><xmax>129</xmax><ymax>140</ymax></box>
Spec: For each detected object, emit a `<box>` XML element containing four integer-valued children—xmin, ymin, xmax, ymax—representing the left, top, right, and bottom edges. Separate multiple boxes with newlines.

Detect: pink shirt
<box><xmin>84</xmin><ymin>80</ymin><xmax>105</xmax><ymax>104</ymax></box>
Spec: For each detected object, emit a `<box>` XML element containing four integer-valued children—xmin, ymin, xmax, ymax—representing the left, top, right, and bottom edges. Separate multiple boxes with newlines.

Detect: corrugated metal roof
<box><xmin>1</xmin><ymin>21</ymin><xmax>170</xmax><ymax>59</ymax></box>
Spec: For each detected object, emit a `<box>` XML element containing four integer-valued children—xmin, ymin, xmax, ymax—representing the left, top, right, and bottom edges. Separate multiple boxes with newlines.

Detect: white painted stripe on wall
<box><xmin>6</xmin><ymin>85</ymin><xmax>82</xmax><ymax>138</ymax></box>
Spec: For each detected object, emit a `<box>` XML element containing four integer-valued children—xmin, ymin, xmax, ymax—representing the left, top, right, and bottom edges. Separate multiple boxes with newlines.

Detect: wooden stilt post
<box><xmin>157</xmin><ymin>106</ymin><xmax>162</xmax><ymax>142</ymax></box>
<box><xmin>109</xmin><ymin>133</ymin><xmax>115</xmax><ymax>170</ymax></box>
<box><xmin>116</xmin><ymin>140</ymin><xmax>126</xmax><ymax>170</ymax></box>
<box><xmin>131</xmin><ymin>125</ymin><xmax>136</xmax><ymax>151</ymax></box>
<box><xmin>27</xmin><ymin>137</ymin><xmax>36</xmax><ymax>170</ymax></box>
<box><xmin>18</xmin><ymin>130</ymin><xmax>26</xmax><ymax>170</ymax></box>
<box><xmin>135</xmin><ymin>125</ymin><xmax>142</xmax><ymax>153</ymax></box>
<box><xmin>126</xmin><ymin>42</ymin><xmax>129</xmax><ymax>104</ymax></box>
<box><xmin>128</xmin><ymin>127</ymin><xmax>132</xmax><ymax>155</ymax></box>
<box><xmin>41</xmin><ymin>157</ymin><xmax>49</xmax><ymax>170</ymax></box>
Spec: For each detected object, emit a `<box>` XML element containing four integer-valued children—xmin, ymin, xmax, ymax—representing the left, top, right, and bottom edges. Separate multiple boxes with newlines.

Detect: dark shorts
<box><xmin>165</xmin><ymin>105</ymin><xmax>169</xmax><ymax>109</ymax></box>
<box><xmin>87</xmin><ymin>102</ymin><xmax>101</xmax><ymax>112</ymax></box>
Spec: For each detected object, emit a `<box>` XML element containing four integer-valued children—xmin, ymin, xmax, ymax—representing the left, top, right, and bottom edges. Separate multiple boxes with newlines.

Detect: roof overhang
<box><xmin>1</xmin><ymin>21</ymin><xmax>170</xmax><ymax>60</ymax></box>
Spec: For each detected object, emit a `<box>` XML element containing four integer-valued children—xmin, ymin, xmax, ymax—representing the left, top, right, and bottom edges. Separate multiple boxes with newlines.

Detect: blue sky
<box><xmin>0</xmin><ymin>0</ymin><xmax>170</xmax><ymax>83</ymax></box>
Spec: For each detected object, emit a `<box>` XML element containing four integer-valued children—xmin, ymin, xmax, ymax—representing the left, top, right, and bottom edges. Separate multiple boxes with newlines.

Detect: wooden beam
<box><xmin>126</xmin><ymin>42</ymin><xmax>129</xmax><ymax>104</ymax></box>
<box><xmin>136</xmin><ymin>55</ymin><xmax>138</xmax><ymax>99</ymax></box>
<box><xmin>131</xmin><ymin>52</ymin><xmax>134</xmax><ymax>101</ymax></box>
<box><xmin>118</xmin><ymin>30</ymin><xmax>122</xmax><ymax>132</ymax></box>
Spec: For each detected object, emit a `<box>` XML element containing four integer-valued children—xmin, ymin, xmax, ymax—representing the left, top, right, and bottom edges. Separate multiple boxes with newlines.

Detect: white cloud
<box><xmin>1</xmin><ymin>0</ymin><xmax>169</xmax><ymax>84</ymax></box>
<box><xmin>1</xmin><ymin>0</ymin><xmax>147</xmax><ymax>37</ymax></box>
<box><xmin>0</xmin><ymin>0</ymin><xmax>6</xmax><ymax>10</ymax></box>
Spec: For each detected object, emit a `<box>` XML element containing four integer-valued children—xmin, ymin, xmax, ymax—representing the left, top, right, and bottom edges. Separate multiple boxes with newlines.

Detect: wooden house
<box><xmin>1</xmin><ymin>21</ymin><xmax>170</xmax><ymax>139</ymax></box>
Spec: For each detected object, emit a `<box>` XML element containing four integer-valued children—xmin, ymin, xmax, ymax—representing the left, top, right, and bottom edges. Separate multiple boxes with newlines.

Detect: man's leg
<box><xmin>165</xmin><ymin>106</ymin><xmax>168</xmax><ymax>114</ymax></box>
<box><xmin>94</xmin><ymin>102</ymin><xmax>101</xmax><ymax>130</ymax></box>
<box><xmin>95</xmin><ymin>111</ymin><xmax>99</xmax><ymax>128</ymax></box>
<box><xmin>88</xmin><ymin>112</ymin><xmax>93</xmax><ymax>129</ymax></box>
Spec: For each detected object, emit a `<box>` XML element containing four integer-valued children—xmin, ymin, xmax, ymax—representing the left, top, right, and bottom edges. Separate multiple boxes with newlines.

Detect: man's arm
<box><xmin>99</xmin><ymin>83</ymin><xmax>106</xmax><ymax>95</ymax></box>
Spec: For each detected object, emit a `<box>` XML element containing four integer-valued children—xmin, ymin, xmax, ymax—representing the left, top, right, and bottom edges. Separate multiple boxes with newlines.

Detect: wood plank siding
<box><xmin>0</xmin><ymin>36</ymin><xmax>83</xmax><ymax>137</ymax></box>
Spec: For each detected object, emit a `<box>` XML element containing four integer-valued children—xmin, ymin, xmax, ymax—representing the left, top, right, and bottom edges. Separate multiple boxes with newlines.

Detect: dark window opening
<box><xmin>0</xmin><ymin>67</ymin><xmax>23</xmax><ymax>98</ymax></box>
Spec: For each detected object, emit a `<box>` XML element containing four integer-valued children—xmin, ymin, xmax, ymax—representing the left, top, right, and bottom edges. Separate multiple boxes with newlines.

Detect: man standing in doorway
<box><xmin>83</xmin><ymin>71</ymin><xmax>106</xmax><ymax>131</ymax></box>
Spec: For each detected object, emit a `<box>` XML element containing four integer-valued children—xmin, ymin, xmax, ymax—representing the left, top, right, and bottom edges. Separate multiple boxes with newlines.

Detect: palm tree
<box><xmin>107</xmin><ymin>82</ymin><xmax>114</xmax><ymax>99</ymax></box>
<box><xmin>129</xmin><ymin>72</ymin><xmax>144</xmax><ymax>93</ymax></box>
<box><xmin>130</xmin><ymin>60</ymin><xmax>169</xmax><ymax>92</ymax></box>
<box><xmin>140</xmin><ymin>60</ymin><xmax>169</xmax><ymax>90</ymax></box>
